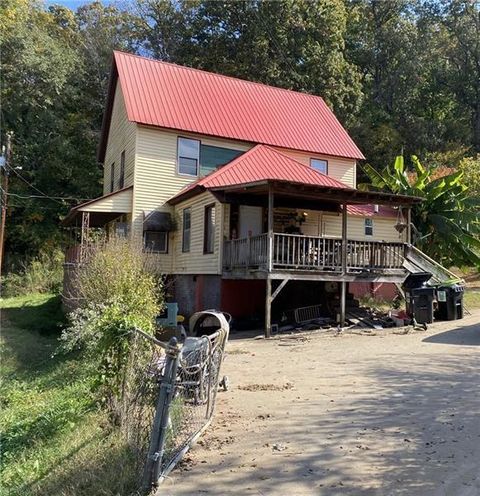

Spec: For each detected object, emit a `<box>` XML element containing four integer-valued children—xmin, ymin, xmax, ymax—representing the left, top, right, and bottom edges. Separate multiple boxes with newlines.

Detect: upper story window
<box><xmin>311</xmin><ymin>158</ymin><xmax>328</xmax><ymax>175</ymax></box>
<box><xmin>182</xmin><ymin>208</ymin><xmax>191</xmax><ymax>252</ymax></box>
<box><xmin>203</xmin><ymin>204</ymin><xmax>215</xmax><ymax>254</ymax></box>
<box><xmin>119</xmin><ymin>151</ymin><xmax>125</xmax><ymax>189</ymax></box>
<box><xmin>178</xmin><ymin>137</ymin><xmax>200</xmax><ymax>176</ymax></box>
<box><xmin>110</xmin><ymin>162</ymin><xmax>115</xmax><ymax>192</ymax></box>
<box><xmin>365</xmin><ymin>218</ymin><xmax>373</xmax><ymax>236</ymax></box>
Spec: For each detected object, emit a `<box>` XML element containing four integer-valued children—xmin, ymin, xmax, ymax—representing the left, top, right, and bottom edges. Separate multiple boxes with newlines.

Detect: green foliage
<box><xmin>2</xmin><ymin>250</ymin><xmax>64</xmax><ymax>297</ymax></box>
<box><xmin>2</xmin><ymin>0</ymin><xmax>480</xmax><ymax>265</ymax></box>
<box><xmin>458</xmin><ymin>155</ymin><xmax>480</xmax><ymax>198</ymax></box>
<box><xmin>360</xmin><ymin>155</ymin><xmax>480</xmax><ymax>268</ymax></box>
<box><xmin>0</xmin><ymin>294</ymin><xmax>139</xmax><ymax>496</ymax></box>
<box><xmin>60</xmin><ymin>238</ymin><xmax>163</xmax><ymax>407</ymax></box>
<box><xmin>0</xmin><ymin>0</ymin><xmax>138</xmax><ymax>266</ymax></box>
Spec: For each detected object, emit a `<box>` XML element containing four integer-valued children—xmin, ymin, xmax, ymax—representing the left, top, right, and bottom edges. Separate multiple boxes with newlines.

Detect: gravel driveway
<box><xmin>165</xmin><ymin>311</ymin><xmax>480</xmax><ymax>496</ymax></box>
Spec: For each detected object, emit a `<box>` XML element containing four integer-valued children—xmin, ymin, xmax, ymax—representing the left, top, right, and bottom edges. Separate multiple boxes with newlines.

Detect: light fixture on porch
<box><xmin>292</xmin><ymin>211</ymin><xmax>308</xmax><ymax>225</ymax></box>
<box><xmin>394</xmin><ymin>206</ymin><xmax>408</xmax><ymax>233</ymax></box>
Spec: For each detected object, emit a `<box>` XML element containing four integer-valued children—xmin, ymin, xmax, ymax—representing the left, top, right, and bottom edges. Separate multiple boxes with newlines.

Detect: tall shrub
<box><xmin>60</xmin><ymin>237</ymin><xmax>163</xmax><ymax>409</ymax></box>
<box><xmin>1</xmin><ymin>249</ymin><xmax>64</xmax><ymax>296</ymax></box>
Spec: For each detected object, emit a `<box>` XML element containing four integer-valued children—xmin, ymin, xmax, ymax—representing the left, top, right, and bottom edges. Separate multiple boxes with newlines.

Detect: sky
<box><xmin>45</xmin><ymin>0</ymin><xmax>113</xmax><ymax>9</ymax></box>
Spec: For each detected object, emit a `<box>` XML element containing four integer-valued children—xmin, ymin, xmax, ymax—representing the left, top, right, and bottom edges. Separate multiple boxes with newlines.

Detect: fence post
<box><xmin>143</xmin><ymin>337</ymin><xmax>180</xmax><ymax>490</ymax></box>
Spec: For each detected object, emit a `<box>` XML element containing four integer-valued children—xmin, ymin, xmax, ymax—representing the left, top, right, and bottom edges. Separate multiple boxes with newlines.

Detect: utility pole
<box><xmin>0</xmin><ymin>132</ymin><xmax>13</xmax><ymax>280</ymax></box>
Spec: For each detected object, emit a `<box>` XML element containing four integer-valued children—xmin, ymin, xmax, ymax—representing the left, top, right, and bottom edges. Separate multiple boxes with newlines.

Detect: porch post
<box><xmin>80</xmin><ymin>211</ymin><xmax>90</xmax><ymax>262</ymax></box>
<box><xmin>341</xmin><ymin>203</ymin><xmax>348</xmax><ymax>273</ymax></box>
<box><xmin>406</xmin><ymin>207</ymin><xmax>412</xmax><ymax>244</ymax></box>
<box><xmin>340</xmin><ymin>204</ymin><xmax>348</xmax><ymax>330</ymax></box>
<box><xmin>340</xmin><ymin>281</ymin><xmax>347</xmax><ymax>329</ymax></box>
<box><xmin>265</xmin><ymin>277</ymin><xmax>272</xmax><ymax>338</ymax></box>
<box><xmin>265</xmin><ymin>184</ymin><xmax>274</xmax><ymax>338</ymax></box>
<box><xmin>267</xmin><ymin>184</ymin><xmax>274</xmax><ymax>272</ymax></box>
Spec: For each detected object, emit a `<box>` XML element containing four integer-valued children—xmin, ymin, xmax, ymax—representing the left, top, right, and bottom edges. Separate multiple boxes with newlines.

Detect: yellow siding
<box><xmin>322</xmin><ymin>213</ymin><xmax>405</xmax><ymax>242</ymax></box>
<box><xmin>274</xmin><ymin>147</ymin><xmax>356</xmax><ymax>187</ymax></box>
<box><xmin>79</xmin><ymin>188</ymin><xmax>132</xmax><ymax>213</ymax></box>
<box><xmin>103</xmin><ymin>83</ymin><xmax>136</xmax><ymax>195</ymax></box>
<box><xmin>132</xmin><ymin>126</ymin><xmax>249</xmax><ymax>239</ymax></box>
<box><xmin>274</xmin><ymin>208</ymin><xmax>404</xmax><ymax>242</ymax></box>
<box><xmin>172</xmin><ymin>192</ymin><xmax>223</xmax><ymax>274</ymax></box>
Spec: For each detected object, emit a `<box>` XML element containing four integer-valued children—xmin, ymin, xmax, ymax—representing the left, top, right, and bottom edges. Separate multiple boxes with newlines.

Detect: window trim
<box><xmin>182</xmin><ymin>207</ymin><xmax>191</xmax><ymax>253</ymax></box>
<box><xmin>110</xmin><ymin>162</ymin><xmax>115</xmax><ymax>193</ymax></box>
<box><xmin>119</xmin><ymin>151</ymin><xmax>125</xmax><ymax>189</ymax></box>
<box><xmin>143</xmin><ymin>230</ymin><xmax>169</xmax><ymax>254</ymax></box>
<box><xmin>177</xmin><ymin>136</ymin><xmax>201</xmax><ymax>177</ymax></box>
<box><xmin>203</xmin><ymin>203</ymin><xmax>215</xmax><ymax>254</ymax></box>
<box><xmin>310</xmin><ymin>158</ymin><xmax>329</xmax><ymax>175</ymax></box>
<box><xmin>364</xmin><ymin>218</ymin><xmax>374</xmax><ymax>236</ymax></box>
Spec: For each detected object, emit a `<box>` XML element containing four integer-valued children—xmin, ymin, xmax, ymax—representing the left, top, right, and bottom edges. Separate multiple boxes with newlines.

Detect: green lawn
<box><xmin>0</xmin><ymin>294</ymin><xmax>140</xmax><ymax>496</ymax></box>
<box><xmin>464</xmin><ymin>289</ymin><xmax>480</xmax><ymax>310</ymax></box>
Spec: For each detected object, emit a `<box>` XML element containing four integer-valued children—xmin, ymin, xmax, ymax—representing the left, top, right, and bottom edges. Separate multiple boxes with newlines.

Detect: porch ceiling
<box><xmin>210</xmin><ymin>180</ymin><xmax>422</xmax><ymax>208</ymax></box>
<box><xmin>61</xmin><ymin>186</ymin><xmax>132</xmax><ymax>227</ymax></box>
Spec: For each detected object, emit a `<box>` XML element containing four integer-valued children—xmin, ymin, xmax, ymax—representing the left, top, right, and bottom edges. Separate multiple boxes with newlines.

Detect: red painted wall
<box><xmin>221</xmin><ymin>280</ymin><xmax>266</xmax><ymax>318</ymax></box>
<box><xmin>349</xmin><ymin>282</ymin><xmax>398</xmax><ymax>300</ymax></box>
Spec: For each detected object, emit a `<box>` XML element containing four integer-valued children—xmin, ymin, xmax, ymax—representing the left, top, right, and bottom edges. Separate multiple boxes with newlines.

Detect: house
<box><xmin>63</xmin><ymin>51</ymin><xmax>436</xmax><ymax>335</ymax></box>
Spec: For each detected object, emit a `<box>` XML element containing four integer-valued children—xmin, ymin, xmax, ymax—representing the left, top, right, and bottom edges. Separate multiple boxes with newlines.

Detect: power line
<box><xmin>6</xmin><ymin>163</ymin><xmax>65</xmax><ymax>204</ymax></box>
<box><xmin>3</xmin><ymin>190</ymin><xmax>85</xmax><ymax>202</ymax></box>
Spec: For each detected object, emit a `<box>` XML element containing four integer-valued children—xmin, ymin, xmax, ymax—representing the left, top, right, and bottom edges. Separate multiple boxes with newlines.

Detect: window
<box><xmin>203</xmin><ymin>204</ymin><xmax>215</xmax><ymax>254</ymax></box>
<box><xmin>365</xmin><ymin>218</ymin><xmax>373</xmax><ymax>236</ymax></box>
<box><xmin>311</xmin><ymin>158</ymin><xmax>328</xmax><ymax>175</ymax></box>
<box><xmin>199</xmin><ymin>145</ymin><xmax>243</xmax><ymax>176</ymax></box>
<box><xmin>144</xmin><ymin>231</ymin><xmax>168</xmax><ymax>253</ymax></box>
<box><xmin>178</xmin><ymin>137</ymin><xmax>200</xmax><ymax>176</ymax></box>
<box><xmin>119</xmin><ymin>151</ymin><xmax>125</xmax><ymax>189</ymax></box>
<box><xmin>110</xmin><ymin>162</ymin><xmax>115</xmax><ymax>192</ymax></box>
<box><xmin>182</xmin><ymin>208</ymin><xmax>191</xmax><ymax>252</ymax></box>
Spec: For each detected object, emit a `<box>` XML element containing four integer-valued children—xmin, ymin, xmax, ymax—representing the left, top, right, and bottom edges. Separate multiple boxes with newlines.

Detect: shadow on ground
<box><xmin>423</xmin><ymin>322</ymin><xmax>480</xmax><ymax>346</ymax></box>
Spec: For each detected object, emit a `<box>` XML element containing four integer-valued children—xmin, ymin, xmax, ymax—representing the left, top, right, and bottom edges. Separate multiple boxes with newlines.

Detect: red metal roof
<box><xmin>169</xmin><ymin>145</ymin><xmax>354</xmax><ymax>204</ymax></box>
<box><xmin>104</xmin><ymin>51</ymin><xmax>364</xmax><ymax>162</ymax></box>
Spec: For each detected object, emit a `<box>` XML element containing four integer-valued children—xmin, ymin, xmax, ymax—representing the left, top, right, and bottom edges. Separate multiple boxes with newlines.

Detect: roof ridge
<box><xmin>113</xmin><ymin>50</ymin><xmax>326</xmax><ymax>103</ymax></box>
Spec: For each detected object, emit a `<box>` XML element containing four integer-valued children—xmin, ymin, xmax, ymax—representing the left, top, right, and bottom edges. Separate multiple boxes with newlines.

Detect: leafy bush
<box><xmin>360</xmin><ymin>155</ymin><xmax>480</xmax><ymax>267</ymax></box>
<box><xmin>2</xmin><ymin>250</ymin><xmax>64</xmax><ymax>297</ymax></box>
<box><xmin>60</xmin><ymin>238</ymin><xmax>163</xmax><ymax>410</ymax></box>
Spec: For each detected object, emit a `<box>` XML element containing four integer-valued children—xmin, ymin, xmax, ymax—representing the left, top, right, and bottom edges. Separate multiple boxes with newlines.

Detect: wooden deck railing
<box><xmin>222</xmin><ymin>233</ymin><xmax>268</xmax><ymax>269</ymax></box>
<box><xmin>223</xmin><ymin>233</ymin><xmax>406</xmax><ymax>273</ymax></box>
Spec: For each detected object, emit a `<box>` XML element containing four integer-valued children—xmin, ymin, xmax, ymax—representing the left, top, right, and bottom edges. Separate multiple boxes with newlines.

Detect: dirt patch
<box><xmin>238</xmin><ymin>382</ymin><xmax>294</xmax><ymax>392</ymax></box>
<box><xmin>167</xmin><ymin>311</ymin><xmax>480</xmax><ymax>496</ymax></box>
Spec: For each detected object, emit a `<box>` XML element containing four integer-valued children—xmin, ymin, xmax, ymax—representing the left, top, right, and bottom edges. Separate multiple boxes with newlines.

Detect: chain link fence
<box><xmin>117</xmin><ymin>311</ymin><xmax>229</xmax><ymax>493</ymax></box>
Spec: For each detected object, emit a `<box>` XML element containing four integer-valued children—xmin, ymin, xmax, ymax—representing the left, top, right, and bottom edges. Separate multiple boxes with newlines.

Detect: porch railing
<box><xmin>222</xmin><ymin>233</ymin><xmax>268</xmax><ymax>269</ymax></box>
<box><xmin>223</xmin><ymin>233</ymin><xmax>406</xmax><ymax>273</ymax></box>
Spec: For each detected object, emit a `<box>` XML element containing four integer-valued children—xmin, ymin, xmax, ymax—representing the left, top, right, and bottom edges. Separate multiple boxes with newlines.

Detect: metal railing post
<box><xmin>143</xmin><ymin>337</ymin><xmax>180</xmax><ymax>489</ymax></box>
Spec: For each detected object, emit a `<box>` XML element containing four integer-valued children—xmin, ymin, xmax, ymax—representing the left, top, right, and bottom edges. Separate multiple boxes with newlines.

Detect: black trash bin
<box><xmin>435</xmin><ymin>284</ymin><xmax>465</xmax><ymax>321</ymax></box>
<box><xmin>403</xmin><ymin>272</ymin><xmax>435</xmax><ymax>324</ymax></box>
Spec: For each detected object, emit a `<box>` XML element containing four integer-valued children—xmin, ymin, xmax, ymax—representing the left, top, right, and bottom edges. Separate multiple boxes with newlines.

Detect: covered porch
<box><xmin>61</xmin><ymin>186</ymin><xmax>133</xmax><ymax>264</ymax></box>
<box><xmin>212</xmin><ymin>180</ymin><xmax>421</xmax><ymax>336</ymax></box>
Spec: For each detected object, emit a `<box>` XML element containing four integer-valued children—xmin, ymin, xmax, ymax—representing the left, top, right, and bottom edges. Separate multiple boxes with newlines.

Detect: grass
<box><xmin>0</xmin><ymin>294</ymin><xmax>140</xmax><ymax>496</ymax></box>
<box><xmin>464</xmin><ymin>289</ymin><xmax>480</xmax><ymax>310</ymax></box>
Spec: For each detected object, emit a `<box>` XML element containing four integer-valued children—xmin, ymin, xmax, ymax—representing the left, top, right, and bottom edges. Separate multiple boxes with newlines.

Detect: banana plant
<box><xmin>359</xmin><ymin>155</ymin><xmax>480</xmax><ymax>268</ymax></box>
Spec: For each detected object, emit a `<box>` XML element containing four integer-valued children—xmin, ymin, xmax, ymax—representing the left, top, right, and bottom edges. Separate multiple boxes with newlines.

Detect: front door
<box><xmin>239</xmin><ymin>206</ymin><xmax>263</xmax><ymax>238</ymax></box>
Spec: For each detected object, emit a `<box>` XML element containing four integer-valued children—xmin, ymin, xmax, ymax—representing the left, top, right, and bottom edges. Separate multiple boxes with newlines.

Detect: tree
<box><xmin>0</xmin><ymin>0</ymin><xmax>139</xmax><ymax>267</ymax></box>
<box><xmin>434</xmin><ymin>0</ymin><xmax>480</xmax><ymax>153</ymax></box>
<box><xmin>360</xmin><ymin>155</ymin><xmax>480</xmax><ymax>267</ymax></box>
<box><xmin>458</xmin><ymin>155</ymin><xmax>480</xmax><ymax>198</ymax></box>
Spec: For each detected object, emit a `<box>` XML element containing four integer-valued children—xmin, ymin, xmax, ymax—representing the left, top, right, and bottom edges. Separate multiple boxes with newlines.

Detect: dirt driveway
<box><xmin>166</xmin><ymin>312</ymin><xmax>480</xmax><ymax>496</ymax></box>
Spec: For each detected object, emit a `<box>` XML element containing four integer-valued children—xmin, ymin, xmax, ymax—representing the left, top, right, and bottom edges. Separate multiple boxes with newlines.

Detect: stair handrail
<box><xmin>407</xmin><ymin>244</ymin><xmax>464</xmax><ymax>284</ymax></box>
